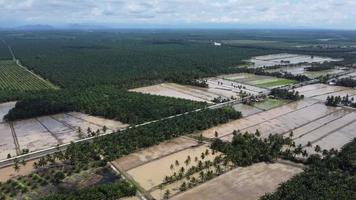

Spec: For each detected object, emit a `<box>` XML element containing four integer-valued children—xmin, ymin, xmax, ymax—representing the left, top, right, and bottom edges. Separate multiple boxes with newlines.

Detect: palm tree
<box><xmin>21</xmin><ymin>159</ymin><xmax>26</xmax><ymax>166</ymax></box>
<box><xmin>163</xmin><ymin>189</ymin><xmax>170</xmax><ymax>199</ymax></box>
<box><xmin>13</xmin><ymin>159</ymin><xmax>20</xmax><ymax>172</ymax></box>
<box><xmin>102</xmin><ymin>126</ymin><xmax>107</xmax><ymax>133</ymax></box>
<box><xmin>315</xmin><ymin>145</ymin><xmax>321</xmax><ymax>153</ymax></box>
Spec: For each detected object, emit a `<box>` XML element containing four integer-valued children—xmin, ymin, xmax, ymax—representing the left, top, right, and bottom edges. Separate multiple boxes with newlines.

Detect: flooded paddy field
<box><xmin>253</xmin><ymin>98</ymin><xmax>288</xmax><ymax>110</ymax></box>
<box><xmin>293</xmin><ymin>110</ymin><xmax>356</xmax><ymax>153</ymax></box>
<box><xmin>218</xmin><ymin>73</ymin><xmax>295</xmax><ymax>89</ymax></box>
<box><xmin>339</xmin><ymin>71</ymin><xmax>356</xmax><ymax>80</ymax></box>
<box><xmin>219</xmin><ymin>102</ymin><xmax>339</xmax><ymax>141</ymax></box>
<box><xmin>266</xmin><ymin>66</ymin><xmax>344</xmax><ymax>79</ymax></box>
<box><xmin>14</xmin><ymin>118</ymin><xmax>59</xmax><ymax>152</ymax></box>
<box><xmin>199</xmin><ymin>94</ymin><xmax>356</xmax><ymax>153</ymax></box>
<box><xmin>232</xmin><ymin>103</ymin><xmax>262</xmax><ymax>116</ymax></box>
<box><xmin>296</xmin><ymin>84</ymin><xmax>356</xmax><ymax>100</ymax></box>
<box><xmin>112</xmin><ymin>137</ymin><xmax>198</xmax><ymax>171</ymax></box>
<box><xmin>199</xmin><ymin>98</ymin><xmax>319</xmax><ymax>139</ymax></box>
<box><xmin>205</xmin><ymin>77</ymin><xmax>268</xmax><ymax>95</ymax></box>
<box><xmin>126</xmin><ymin>144</ymin><xmax>219</xmax><ymax>193</ymax></box>
<box><xmin>171</xmin><ymin>162</ymin><xmax>303</xmax><ymax>200</ymax></box>
<box><xmin>247</xmin><ymin>53</ymin><xmax>341</xmax><ymax>68</ymax></box>
<box><xmin>0</xmin><ymin>102</ymin><xmax>128</xmax><ymax>160</ymax></box>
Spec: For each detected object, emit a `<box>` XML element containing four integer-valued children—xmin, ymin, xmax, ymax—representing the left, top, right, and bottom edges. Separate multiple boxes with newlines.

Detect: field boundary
<box><xmin>9</xmin><ymin>122</ymin><xmax>21</xmax><ymax>155</ymax></box>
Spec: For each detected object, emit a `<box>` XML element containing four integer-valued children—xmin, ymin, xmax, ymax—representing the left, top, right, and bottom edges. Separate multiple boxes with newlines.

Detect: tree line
<box><xmin>40</xmin><ymin>180</ymin><xmax>136</xmax><ymax>200</ymax></box>
<box><xmin>4</xmin><ymin>85</ymin><xmax>207</xmax><ymax>124</ymax></box>
<box><xmin>270</xmin><ymin>88</ymin><xmax>304</xmax><ymax>100</ymax></box>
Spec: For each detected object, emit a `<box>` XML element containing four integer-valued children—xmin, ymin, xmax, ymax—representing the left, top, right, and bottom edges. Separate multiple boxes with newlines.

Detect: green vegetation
<box><xmin>270</xmin><ymin>88</ymin><xmax>304</xmax><ymax>100</ymax></box>
<box><xmin>336</xmin><ymin>77</ymin><xmax>356</xmax><ymax>88</ymax></box>
<box><xmin>253</xmin><ymin>98</ymin><xmax>288</xmax><ymax>110</ymax></box>
<box><xmin>4</xmin><ymin>85</ymin><xmax>206</xmax><ymax>124</ymax></box>
<box><xmin>162</xmin><ymin>153</ymin><xmax>228</xmax><ymax>194</ymax></box>
<box><xmin>211</xmin><ymin>130</ymin><xmax>295</xmax><ymax>166</ymax></box>
<box><xmin>0</xmin><ymin>60</ymin><xmax>57</xmax><ymax>91</ymax></box>
<box><xmin>253</xmin><ymin>78</ymin><xmax>296</xmax><ymax>88</ymax></box>
<box><xmin>40</xmin><ymin>181</ymin><xmax>136</xmax><ymax>200</ymax></box>
<box><xmin>326</xmin><ymin>95</ymin><xmax>356</xmax><ymax>107</ymax></box>
<box><xmin>305</xmin><ymin>62</ymin><xmax>336</xmax><ymax>71</ymax></box>
<box><xmin>261</xmin><ymin>139</ymin><xmax>356</xmax><ymax>200</ymax></box>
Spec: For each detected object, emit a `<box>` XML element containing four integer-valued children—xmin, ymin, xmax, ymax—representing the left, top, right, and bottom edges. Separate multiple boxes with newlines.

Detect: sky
<box><xmin>0</xmin><ymin>0</ymin><xmax>356</xmax><ymax>29</ymax></box>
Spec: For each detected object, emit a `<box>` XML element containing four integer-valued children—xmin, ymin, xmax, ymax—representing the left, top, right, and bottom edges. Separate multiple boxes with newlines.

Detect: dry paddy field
<box><xmin>112</xmin><ymin>137</ymin><xmax>198</xmax><ymax>172</ymax></box>
<box><xmin>199</xmin><ymin>97</ymin><xmax>356</xmax><ymax>153</ymax></box>
<box><xmin>127</xmin><ymin>144</ymin><xmax>218</xmax><ymax>190</ymax></box>
<box><xmin>0</xmin><ymin>102</ymin><xmax>128</xmax><ymax>160</ymax></box>
<box><xmin>171</xmin><ymin>162</ymin><xmax>303</xmax><ymax>200</ymax></box>
<box><xmin>113</xmin><ymin>138</ymin><xmax>222</xmax><ymax>199</ymax></box>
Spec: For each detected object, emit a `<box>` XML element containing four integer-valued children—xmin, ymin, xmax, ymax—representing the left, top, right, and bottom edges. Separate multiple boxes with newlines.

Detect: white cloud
<box><xmin>0</xmin><ymin>0</ymin><xmax>355</xmax><ymax>28</ymax></box>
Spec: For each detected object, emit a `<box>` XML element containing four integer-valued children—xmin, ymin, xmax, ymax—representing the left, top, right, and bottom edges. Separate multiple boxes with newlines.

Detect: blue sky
<box><xmin>0</xmin><ymin>0</ymin><xmax>355</xmax><ymax>29</ymax></box>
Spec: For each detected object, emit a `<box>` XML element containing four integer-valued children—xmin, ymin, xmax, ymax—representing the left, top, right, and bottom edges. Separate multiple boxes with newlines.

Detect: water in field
<box><xmin>247</xmin><ymin>53</ymin><xmax>342</xmax><ymax>68</ymax></box>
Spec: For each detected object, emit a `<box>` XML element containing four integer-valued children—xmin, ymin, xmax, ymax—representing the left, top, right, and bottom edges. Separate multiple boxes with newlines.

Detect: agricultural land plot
<box><xmin>266</xmin><ymin>66</ymin><xmax>344</xmax><ymax>79</ymax></box>
<box><xmin>296</xmin><ymin>84</ymin><xmax>356</xmax><ymax>100</ymax></box>
<box><xmin>0</xmin><ymin>60</ymin><xmax>57</xmax><ymax>91</ymax></box>
<box><xmin>51</xmin><ymin>113</ymin><xmax>103</xmax><ymax>134</ymax></box>
<box><xmin>0</xmin><ymin>100</ymin><xmax>128</xmax><ymax>154</ymax></box>
<box><xmin>248</xmin><ymin>78</ymin><xmax>296</xmax><ymax>89</ymax></box>
<box><xmin>232</xmin><ymin>103</ymin><xmax>262</xmax><ymax>116</ymax></box>
<box><xmin>295</xmin><ymin>84</ymin><xmax>348</xmax><ymax>98</ymax></box>
<box><xmin>67</xmin><ymin>112</ymin><xmax>129</xmax><ymax>131</ymax></box>
<box><xmin>112</xmin><ymin>137</ymin><xmax>198</xmax><ymax>171</ymax></box>
<box><xmin>253</xmin><ymin>98</ymin><xmax>288</xmax><ymax>110</ymax></box>
<box><xmin>218</xmin><ymin>73</ymin><xmax>295</xmax><ymax>89</ymax></box>
<box><xmin>339</xmin><ymin>71</ymin><xmax>356</xmax><ymax>80</ymax></box>
<box><xmin>0</xmin><ymin>101</ymin><xmax>15</xmax><ymax>122</ymax></box>
<box><xmin>205</xmin><ymin>77</ymin><xmax>264</xmax><ymax>96</ymax></box>
<box><xmin>13</xmin><ymin>118</ymin><xmax>59</xmax><ymax>152</ymax></box>
<box><xmin>247</xmin><ymin>53</ymin><xmax>341</xmax><ymax>68</ymax></box>
<box><xmin>311</xmin><ymin>89</ymin><xmax>356</xmax><ymax>101</ymax></box>
<box><xmin>130</xmin><ymin>83</ymin><xmax>215</xmax><ymax>103</ymax></box>
<box><xmin>293</xmin><ymin>111</ymin><xmax>356</xmax><ymax>152</ymax></box>
<box><xmin>307</xmin><ymin>120</ymin><xmax>356</xmax><ymax>153</ymax></box>
<box><xmin>36</xmin><ymin>116</ymin><xmax>78</xmax><ymax>144</ymax></box>
<box><xmin>171</xmin><ymin>162</ymin><xmax>303</xmax><ymax>200</ymax></box>
<box><xmin>0</xmin><ymin>123</ymin><xmax>17</xmax><ymax>160</ymax></box>
<box><xmin>220</xmin><ymin>102</ymin><xmax>339</xmax><ymax>141</ymax></box>
<box><xmin>0</xmin><ymin>159</ymin><xmax>38</xmax><ymax>183</ymax></box>
<box><xmin>209</xmin><ymin>76</ymin><xmax>268</xmax><ymax>95</ymax></box>
<box><xmin>199</xmin><ymin>98</ymin><xmax>319</xmax><ymax>139</ymax></box>
<box><xmin>126</xmin><ymin>145</ymin><xmax>220</xmax><ymax>192</ymax></box>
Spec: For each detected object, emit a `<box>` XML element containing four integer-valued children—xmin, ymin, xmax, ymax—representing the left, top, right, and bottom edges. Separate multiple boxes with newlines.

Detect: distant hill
<box><xmin>14</xmin><ymin>24</ymin><xmax>54</xmax><ymax>30</ymax></box>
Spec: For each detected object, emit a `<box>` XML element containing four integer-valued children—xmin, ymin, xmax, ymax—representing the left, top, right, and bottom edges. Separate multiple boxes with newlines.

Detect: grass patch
<box><xmin>254</xmin><ymin>98</ymin><xmax>288</xmax><ymax>110</ymax></box>
<box><xmin>251</xmin><ymin>78</ymin><xmax>296</xmax><ymax>88</ymax></box>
